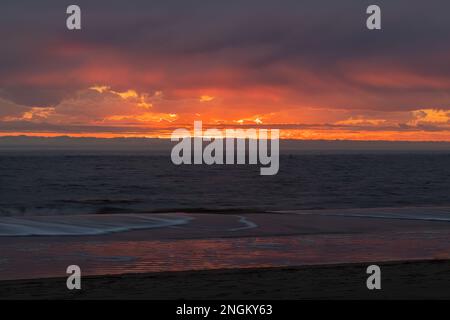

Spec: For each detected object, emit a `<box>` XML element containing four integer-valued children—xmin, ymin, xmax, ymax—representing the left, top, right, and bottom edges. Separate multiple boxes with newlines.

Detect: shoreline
<box><xmin>1</xmin><ymin>209</ymin><xmax>450</xmax><ymax>281</ymax></box>
<box><xmin>1</xmin><ymin>259</ymin><xmax>449</xmax><ymax>300</ymax></box>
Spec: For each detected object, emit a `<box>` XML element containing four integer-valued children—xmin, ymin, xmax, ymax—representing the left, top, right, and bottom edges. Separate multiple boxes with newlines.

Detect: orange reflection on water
<box><xmin>1</xmin><ymin>231</ymin><xmax>449</xmax><ymax>280</ymax></box>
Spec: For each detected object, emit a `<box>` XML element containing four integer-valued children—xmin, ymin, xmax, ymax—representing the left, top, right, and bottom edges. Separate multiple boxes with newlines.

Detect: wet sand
<box><xmin>1</xmin><ymin>259</ymin><xmax>449</xmax><ymax>300</ymax></box>
<box><xmin>1</xmin><ymin>209</ymin><xmax>450</xmax><ymax>281</ymax></box>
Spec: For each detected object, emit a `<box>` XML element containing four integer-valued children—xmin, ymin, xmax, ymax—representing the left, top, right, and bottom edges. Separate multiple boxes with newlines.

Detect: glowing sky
<box><xmin>0</xmin><ymin>0</ymin><xmax>449</xmax><ymax>140</ymax></box>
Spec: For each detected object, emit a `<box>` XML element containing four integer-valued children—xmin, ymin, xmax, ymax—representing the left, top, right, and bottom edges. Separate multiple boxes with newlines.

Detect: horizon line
<box><xmin>2</xmin><ymin>134</ymin><xmax>450</xmax><ymax>144</ymax></box>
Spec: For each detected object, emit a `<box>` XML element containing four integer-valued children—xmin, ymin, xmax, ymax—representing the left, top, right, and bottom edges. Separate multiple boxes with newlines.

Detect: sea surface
<box><xmin>1</xmin><ymin>151</ymin><xmax>450</xmax><ymax>280</ymax></box>
<box><xmin>1</xmin><ymin>152</ymin><xmax>450</xmax><ymax>217</ymax></box>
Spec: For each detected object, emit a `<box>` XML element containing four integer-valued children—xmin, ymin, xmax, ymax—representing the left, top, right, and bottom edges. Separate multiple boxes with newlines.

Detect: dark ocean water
<box><xmin>1</xmin><ymin>152</ymin><xmax>450</xmax><ymax>216</ymax></box>
<box><xmin>1</xmin><ymin>151</ymin><xmax>450</xmax><ymax>279</ymax></box>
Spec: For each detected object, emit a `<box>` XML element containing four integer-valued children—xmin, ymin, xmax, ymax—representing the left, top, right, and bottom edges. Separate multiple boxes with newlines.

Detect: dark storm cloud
<box><xmin>0</xmin><ymin>0</ymin><xmax>449</xmax><ymax>109</ymax></box>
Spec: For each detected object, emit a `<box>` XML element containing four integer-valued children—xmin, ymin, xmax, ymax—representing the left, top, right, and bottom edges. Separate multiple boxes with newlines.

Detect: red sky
<box><xmin>0</xmin><ymin>1</ymin><xmax>449</xmax><ymax>140</ymax></box>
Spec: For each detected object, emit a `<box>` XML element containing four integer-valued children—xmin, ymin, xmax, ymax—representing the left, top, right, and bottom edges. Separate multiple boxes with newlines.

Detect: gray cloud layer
<box><xmin>0</xmin><ymin>0</ymin><xmax>449</xmax><ymax>135</ymax></box>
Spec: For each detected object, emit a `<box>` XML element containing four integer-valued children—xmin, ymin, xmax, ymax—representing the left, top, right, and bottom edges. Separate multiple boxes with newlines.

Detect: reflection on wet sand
<box><xmin>1</xmin><ymin>208</ymin><xmax>450</xmax><ymax>281</ymax></box>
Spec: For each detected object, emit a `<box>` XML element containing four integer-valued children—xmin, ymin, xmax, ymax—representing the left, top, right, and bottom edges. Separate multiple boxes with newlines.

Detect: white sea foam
<box><xmin>276</xmin><ymin>207</ymin><xmax>450</xmax><ymax>222</ymax></box>
<box><xmin>0</xmin><ymin>214</ymin><xmax>192</xmax><ymax>236</ymax></box>
<box><xmin>229</xmin><ymin>215</ymin><xmax>258</xmax><ymax>231</ymax></box>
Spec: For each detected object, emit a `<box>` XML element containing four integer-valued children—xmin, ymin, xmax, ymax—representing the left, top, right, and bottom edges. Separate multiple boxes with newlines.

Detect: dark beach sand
<box><xmin>1</xmin><ymin>259</ymin><xmax>449</xmax><ymax>300</ymax></box>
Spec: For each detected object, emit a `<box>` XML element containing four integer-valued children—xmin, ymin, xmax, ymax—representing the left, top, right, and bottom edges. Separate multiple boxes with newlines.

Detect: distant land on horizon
<box><xmin>1</xmin><ymin>136</ymin><xmax>450</xmax><ymax>153</ymax></box>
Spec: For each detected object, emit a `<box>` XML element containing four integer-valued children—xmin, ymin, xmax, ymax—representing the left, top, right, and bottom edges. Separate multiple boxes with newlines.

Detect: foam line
<box><xmin>229</xmin><ymin>215</ymin><xmax>258</xmax><ymax>231</ymax></box>
<box><xmin>0</xmin><ymin>214</ymin><xmax>192</xmax><ymax>236</ymax></box>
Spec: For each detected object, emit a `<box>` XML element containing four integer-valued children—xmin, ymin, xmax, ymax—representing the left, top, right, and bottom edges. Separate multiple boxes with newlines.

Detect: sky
<box><xmin>0</xmin><ymin>0</ymin><xmax>449</xmax><ymax>140</ymax></box>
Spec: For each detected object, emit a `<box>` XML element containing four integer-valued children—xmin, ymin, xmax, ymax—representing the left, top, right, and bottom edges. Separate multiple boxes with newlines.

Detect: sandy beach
<box><xmin>1</xmin><ymin>259</ymin><xmax>449</xmax><ymax>300</ymax></box>
<box><xmin>1</xmin><ymin>209</ymin><xmax>450</xmax><ymax>281</ymax></box>
<box><xmin>1</xmin><ymin>208</ymin><xmax>450</xmax><ymax>299</ymax></box>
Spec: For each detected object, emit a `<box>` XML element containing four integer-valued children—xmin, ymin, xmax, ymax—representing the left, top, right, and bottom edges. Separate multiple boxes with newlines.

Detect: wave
<box><xmin>229</xmin><ymin>215</ymin><xmax>258</xmax><ymax>231</ymax></box>
<box><xmin>2</xmin><ymin>207</ymin><xmax>450</xmax><ymax>237</ymax></box>
<box><xmin>0</xmin><ymin>214</ymin><xmax>192</xmax><ymax>236</ymax></box>
<box><xmin>0</xmin><ymin>205</ymin><xmax>268</xmax><ymax>216</ymax></box>
<box><xmin>276</xmin><ymin>207</ymin><xmax>450</xmax><ymax>222</ymax></box>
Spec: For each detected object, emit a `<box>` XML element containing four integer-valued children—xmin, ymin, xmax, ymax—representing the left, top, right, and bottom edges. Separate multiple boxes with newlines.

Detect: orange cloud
<box><xmin>199</xmin><ymin>95</ymin><xmax>215</xmax><ymax>102</ymax></box>
<box><xmin>106</xmin><ymin>113</ymin><xmax>178</xmax><ymax>123</ymax></box>
<box><xmin>335</xmin><ymin>117</ymin><xmax>387</xmax><ymax>126</ymax></box>
<box><xmin>409</xmin><ymin>109</ymin><xmax>450</xmax><ymax>125</ymax></box>
<box><xmin>1</xmin><ymin>82</ymin><xmax>450</xmax><ymax>141</ymax></box>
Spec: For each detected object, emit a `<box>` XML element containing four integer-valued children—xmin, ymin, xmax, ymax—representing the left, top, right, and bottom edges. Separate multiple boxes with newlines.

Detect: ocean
<box><xmin>1</xmin><ymin>152</ymin><xmax>450</xmax><ymax>216</ymax></box>
<box><xmin>1</xmin><ymin>150</ymin><xmax>450</xmax><ymax>280</ymax></box>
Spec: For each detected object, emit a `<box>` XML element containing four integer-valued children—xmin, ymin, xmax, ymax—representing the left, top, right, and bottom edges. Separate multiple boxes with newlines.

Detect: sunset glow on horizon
<box><xmin>1</xmin><ymin>1</ymin><xmax>449</xmax><ymax>141</ymax></box>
